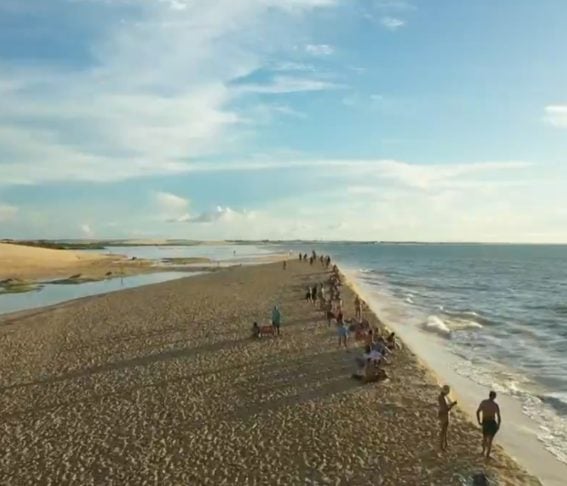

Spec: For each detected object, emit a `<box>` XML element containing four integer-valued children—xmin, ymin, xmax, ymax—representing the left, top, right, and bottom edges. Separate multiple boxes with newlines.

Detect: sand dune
<box><xmin>0</xmin><ymin>243</ymin><xmax>149</xmax><ymax>281</ymax></box>
<box><xmin>0</xmin><ymin>262</ymin><xmax>540</xmax><ymax>485</ymax></box>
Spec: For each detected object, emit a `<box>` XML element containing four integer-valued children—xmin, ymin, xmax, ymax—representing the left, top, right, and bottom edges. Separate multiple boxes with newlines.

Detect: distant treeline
<box><xmin>1</xmin><ymin>240</ymin><xmax>106</xmax><ymax>250</ymax></box>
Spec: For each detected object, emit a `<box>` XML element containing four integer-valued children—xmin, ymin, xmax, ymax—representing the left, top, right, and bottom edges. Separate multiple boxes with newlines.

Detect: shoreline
<box><xmin>341</xmin><ymin>267</ymin><xmax>567</xmax><ymax>486</ymax></box>
<box><xmin>0</xmin><ymin>261</ymin><xmax>539</xmax><ymax>484</ymax></box>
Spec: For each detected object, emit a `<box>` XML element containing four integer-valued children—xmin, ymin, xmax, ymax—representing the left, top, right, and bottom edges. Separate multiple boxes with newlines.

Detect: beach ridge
<box><xmin>0</xmin><ymin>260</ymin><xmax>540</xmax><ymax>485</ymax></box>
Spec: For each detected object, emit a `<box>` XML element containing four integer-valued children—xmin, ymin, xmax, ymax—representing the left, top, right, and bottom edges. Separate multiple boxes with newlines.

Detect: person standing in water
<box><xmin>271</xmin><ymin>305</ymin><xmax>282</xmax><ymax>336</ymax></box>
<box><xmin>476</xmin><ymin>391</ymin><xmax>501</xmax><ymax>459</ymax></box>
<box><xmin>438</xmin><ymin>385</ymin><xmax>457</xmax><ymax>451</ymax></box>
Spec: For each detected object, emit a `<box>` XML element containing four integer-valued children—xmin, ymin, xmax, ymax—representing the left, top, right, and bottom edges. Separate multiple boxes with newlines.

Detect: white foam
<box><xmin>422</xmin><ymin>315</ymin><xmax>452</xmax><ymax>337</ymax></box>
<box><xmin>340</xmin><ymin>265</ymin><xmax>567</xmax><ymax>485</ymax></box>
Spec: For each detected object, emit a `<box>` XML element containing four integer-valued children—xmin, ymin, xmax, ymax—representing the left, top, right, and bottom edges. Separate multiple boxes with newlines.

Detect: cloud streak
<box><xmin>304</xmin><ymin>44</ymin><xmax>334</xmax><ymax>56</ymax></box>
<box><xmin>544</xmin><ymin>105</ymin><xmax>567</xmax><ymax>128</ymax></box>
<box><xmin>380</xmin><ymin>16</ymin><xmax>406</xmax><ymax>30</ymax></box>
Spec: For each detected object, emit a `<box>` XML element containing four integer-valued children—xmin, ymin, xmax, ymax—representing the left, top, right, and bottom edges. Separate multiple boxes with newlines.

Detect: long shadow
<box><xmin>1</xmin><ymin>358</ymin><xmax>270</xmax><ymax>421</ymax></box>
<box><xmin>3</xmin><ymin>348</ymin><xmax>358</xmax><ymax>421</ymax></box>
<box><xmin>61</xmin><ymin>324</ymin><xmax>189</xmax><ymax>354</ymax></box>
<box><xmin>228</xmin><ymin>348</ymin><xmax>361</xmax><ymax>420</ymax></box>
<box><xmin>1</xmin><ymin>336</ymin><xmax>250</xmax><ymax>392</ymax></box>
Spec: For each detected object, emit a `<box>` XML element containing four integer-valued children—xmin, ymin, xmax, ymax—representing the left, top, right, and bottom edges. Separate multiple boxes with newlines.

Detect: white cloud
<box><xmin>304</xmin><ymin>43</ymin><xmax>334</xmax><ymax>56</ymax></box>
<box><xmin>380</xmin><ymin>16</ymin><xmax>406</xmax><ymax>30</ymax></box>
<box><xmin>154</xmin><ymin>191</ymin><xmax>190</xmax><ymax>221</ymax></box>
<box><xmin>169</xmin><ymin>205</ymin><xmax>254</xmax><ymax>224</ymax></box>
<box><xmin>0</xmin><ymin>0</ymin><xmax>338</xmax><ymax>186</ymax></box>
<box><xmin>272</xmin><ymin>61</ymin><xmax>315</xmax><ymax>72</ymax></box>
<box><xmin>0</xmin><ymin>203</ymin><xmax>18</xmax><ymax>222</ymax></box>
<box><xmin>191</xmin><ymin>206</ymin><xmax>253</xmax><ymax>223</ymax></box>
<box><xmin>237</xmin><ymin>75</ymin><xmax>339</xmax><ymax>94</ymax></box>
<box><xmin>154</xmin><ymin>191</ymin><xmax>189</xmax><ymax>212</ymax></box>
<box><xmin>544</xmin><ymin>105</ymin><xmax>567</xmax><ymax>128</ymax></box>
<box><xmin>80</xmin><ymin>223</ymin><xmax>94</xmax><ymax>238</ymax></box>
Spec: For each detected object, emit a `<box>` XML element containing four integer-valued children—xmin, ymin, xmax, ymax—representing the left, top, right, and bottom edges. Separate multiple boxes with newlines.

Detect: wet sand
<box><xmin>0</xmin><ymin>261</ymin><xmax>539</xmax><ymax>485</ymax></box>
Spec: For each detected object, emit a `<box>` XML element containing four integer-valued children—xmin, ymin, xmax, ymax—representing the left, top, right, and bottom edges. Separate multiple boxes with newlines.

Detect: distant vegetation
<box><xmin>1</xmin><ymin>240</ymin><xmax>106</xmax><ymax>250</ymax></box>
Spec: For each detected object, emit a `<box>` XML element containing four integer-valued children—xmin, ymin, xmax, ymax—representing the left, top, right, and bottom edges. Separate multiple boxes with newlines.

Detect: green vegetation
<box><xmin>1</xmin><ymin>240</ymin><xmax>106</xmax><ymax>250</ymax></box>
<box><xmin>0</xmin><ymin>279</ymin><xmax>42</xmax><ymax>295</ymax></box>
<box><xmin>161</xmin><ymin>257</ymin><xmax>212</xmax><ymax>264</ymax></box>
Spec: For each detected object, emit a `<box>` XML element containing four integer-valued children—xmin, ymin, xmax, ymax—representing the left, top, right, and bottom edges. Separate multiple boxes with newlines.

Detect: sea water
<box><xmin>284</xmin><ymin>243</ymin><xmax>567</xmax><ymax>467</ymax></box>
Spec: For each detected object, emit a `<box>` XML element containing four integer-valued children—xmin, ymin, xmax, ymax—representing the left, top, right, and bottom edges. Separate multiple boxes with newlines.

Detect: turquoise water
<box><xmin>0</xmin><ymin>272</ymin><xmax>197</xmax><ymax>316</ymax></box>
<box><xmin>282</xmin><ymin>243</ymin><xmax>567</xmax><ymax>464</ymax></box>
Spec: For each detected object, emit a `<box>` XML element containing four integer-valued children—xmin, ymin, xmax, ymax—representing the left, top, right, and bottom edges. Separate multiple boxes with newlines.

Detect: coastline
<box><xmin>0</xmin><ymin>261</ymin><xmax>538</xmax><ymax>484</ymax></box>
<box><xmin>341</xmin><ymin>267</ymin><xmax>567</xmax><ymax>486</ymax></box>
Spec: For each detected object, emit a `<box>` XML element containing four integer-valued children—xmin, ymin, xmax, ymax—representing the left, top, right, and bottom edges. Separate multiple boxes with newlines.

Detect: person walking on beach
<box><xmin>305</xmin><ymin>286</ymin><xmax>312</xmax><ymax>303</ymax></box>
<box><xmin>282</xmin><ymin>260</ymin><xmax>287</xmax><ymax>270</ymax></box>
<box><xmin>311</xmin><ymin>285</ymin><xmax>317</xmax><ymax>304</ymax></box>
<box><xmin>337</xmin><ymin>320</ymin><xmax>349</xmax><ymax>349</ymax></box>
<box><xmin>354</xmin><ymin>295</ymin><xmax>362</xmax><ymax>322</ymax></box>
<box><xmin>271</xmin><ymin>305</ymin><xmax>282</xmax><ymax>336</ymax></box>
<box><xmin>476</xmin><ymin>391</ymin><xmax>501</xmax><ymax>459</ymax></box>
<box><xmin>438</xmin><ymin>385</ymin><xmax>457</xmax><ymax>451</ymax></box>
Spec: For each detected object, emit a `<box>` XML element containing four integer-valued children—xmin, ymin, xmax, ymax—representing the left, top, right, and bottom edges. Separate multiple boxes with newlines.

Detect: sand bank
<box><xmin>0</xmin><ymin>261</ymin><xmax>538</xmax><ymax>484</ymax></box>
<box><xmin>0</xmin><ymin>242</ymin><xmax>155</xmax><ymax>282</ymax></box>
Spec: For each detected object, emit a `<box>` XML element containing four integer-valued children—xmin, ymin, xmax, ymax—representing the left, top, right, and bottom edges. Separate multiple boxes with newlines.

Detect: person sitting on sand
<box><xmin>353</xmin><ymin>357</ymin><xmax>387</xmax><ymax>383</ymax></box>
<box><xmin>372</xmin><ymin>336</ymin><xmax>390</xmax><ymax>355</ymax></box>
<box><xmin>438</xmin><ymin>385</ymin><xmax>457</xmax><ymax>451</ymax></box>
<box><xmin>476</xmin><ymin>391</ymin><xmax>501</xmax><ymax>459</ymax></box>
<box><xmin>356</xmin><ymin>344</ymin><xmax>383</xmax><ymax>367</ymax></box>
<box><xmin>252</xmin><ymin>322</ymin><xmax>260</xmax><ymax>338</ymax></box>
<box><xmin>386</xmin><ymin>332</ymin><xmax>401</xmax><ymax>351</ymax></box>
<box><xmin>271</xmin><ymin>305</ymin><xmax>282</xmax><ymax>336</ymax></box>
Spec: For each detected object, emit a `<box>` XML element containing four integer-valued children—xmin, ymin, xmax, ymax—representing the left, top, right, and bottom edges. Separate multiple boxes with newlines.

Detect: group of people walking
<box><xmin>299</xmin><ymin>251</ymin><xmax>331</xmax><ymax>268</ymax></box>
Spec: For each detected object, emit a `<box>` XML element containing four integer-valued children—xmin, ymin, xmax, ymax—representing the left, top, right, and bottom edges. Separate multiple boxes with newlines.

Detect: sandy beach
<box><xmin>0</xmin><ymin>261</ymin><xmax>540</xmax><ymax>485</ymax></box>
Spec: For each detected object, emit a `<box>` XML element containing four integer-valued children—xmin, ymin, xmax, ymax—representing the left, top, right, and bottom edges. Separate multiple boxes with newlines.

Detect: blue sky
<box><xmin>1</xmin><ymin>0</ymin><xmax>566</xmax><ymax>242</ymax></box>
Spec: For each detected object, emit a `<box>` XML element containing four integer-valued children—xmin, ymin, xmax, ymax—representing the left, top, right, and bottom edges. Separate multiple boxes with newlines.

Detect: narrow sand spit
<box><xmin>0</xmin><ymin>261</ymin><xmax>540</xmax><ymax>485</ymax></box>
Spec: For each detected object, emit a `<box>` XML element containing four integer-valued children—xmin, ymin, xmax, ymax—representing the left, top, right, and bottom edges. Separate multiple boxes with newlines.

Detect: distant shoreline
<box><xmin>3</xmin><ymin>238</ymin><xmax>566</xmax><ymax>247</ymax></box>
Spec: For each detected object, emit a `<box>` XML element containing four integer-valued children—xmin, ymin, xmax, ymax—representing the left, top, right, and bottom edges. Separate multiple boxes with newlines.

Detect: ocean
<box><xmin>282</xmin><ymin>243</ymin><xmax>567</xmax><ymax>466</ymax></box>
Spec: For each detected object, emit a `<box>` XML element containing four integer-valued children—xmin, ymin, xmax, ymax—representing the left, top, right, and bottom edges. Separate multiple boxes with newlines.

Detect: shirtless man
<box><xmin>476</xmin><ymin>391</ymin><xmax>501</xmax><ymax>459</ymax></box>
<box><xmin>438</xmin><ymin>385</ymin><xmax>457</xmax><ymax>451</ymax></box>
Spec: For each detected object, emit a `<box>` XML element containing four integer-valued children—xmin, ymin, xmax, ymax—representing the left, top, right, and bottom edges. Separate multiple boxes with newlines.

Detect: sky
<box><xmin>0</xmin><ymin>0</ymin><xmax>566</xmax><ymax>242</ymax></box>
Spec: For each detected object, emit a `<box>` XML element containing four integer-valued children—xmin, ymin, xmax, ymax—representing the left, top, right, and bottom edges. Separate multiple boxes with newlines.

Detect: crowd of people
<box><xmin>253</xmin><ymin>250</ymin><xmax>503</xmax><ymax>460</ymax></box>
<box><xmin>297</xmin><ymin>250</ymin><xmax>399</xmax><ymax>385</ymax></box>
